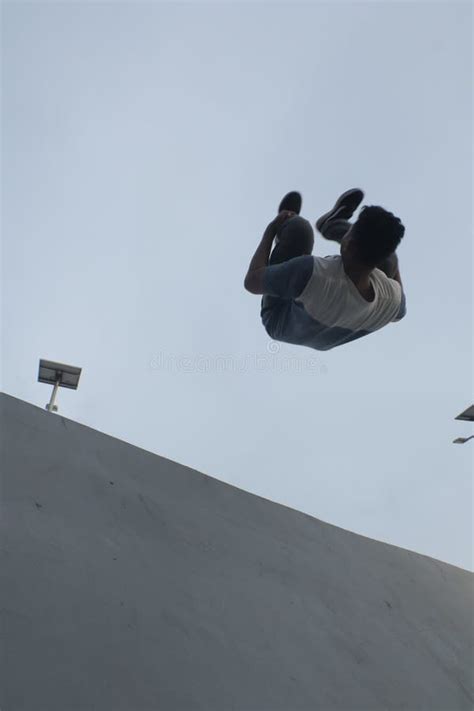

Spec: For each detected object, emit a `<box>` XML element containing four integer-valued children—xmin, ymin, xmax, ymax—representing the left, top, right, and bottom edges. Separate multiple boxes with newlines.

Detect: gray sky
<box><xmin>2</xmin><ymin>0</ymin><xmax>472</xmax><ymax>570</ymax></box>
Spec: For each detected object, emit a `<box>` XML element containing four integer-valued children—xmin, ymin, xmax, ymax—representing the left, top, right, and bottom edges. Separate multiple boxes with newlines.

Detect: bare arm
<box><xmin>243</xmin><ymin>224</ymin><xmax>275</xmax><ymax>294</ymax></box>
<box><xmin>377</xmin><ymin>252</ymin><xmax>403</xmax><ymax>288</ymax></box>
<box><xmin>392</xmin><ymin>265</ymin><xmax>403</xmax><ymax>290</ymax></box>
<box><xmin>244</xmin><ymin>211</ymin><xmax>294</xmax><ymax>294</ymax></box>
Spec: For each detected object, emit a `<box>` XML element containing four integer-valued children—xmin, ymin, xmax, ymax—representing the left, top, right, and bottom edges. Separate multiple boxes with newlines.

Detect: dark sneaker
<box><xmin>315</xmin><ymin>188</ymin><xmax>364</xmax><ymax>234</ymax></box>
<box><xmin>278</xmin><ymin>191</ymin><xmax>302</xmax><ymax>215</ymax></box>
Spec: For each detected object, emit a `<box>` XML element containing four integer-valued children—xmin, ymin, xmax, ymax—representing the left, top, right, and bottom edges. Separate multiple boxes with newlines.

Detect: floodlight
<box><xmin>37</xmin><ymin>359</ymin><xmax>82</xmax><ymax>413</ymax></box>
<box><xmin>455</xmin><ymin>405</ymin><xmax>474</xmax><ymax>422</ymax></box>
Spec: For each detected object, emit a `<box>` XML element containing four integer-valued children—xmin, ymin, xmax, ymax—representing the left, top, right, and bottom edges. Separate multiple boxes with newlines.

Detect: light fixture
<box><xmin>455</xmin><ymin>405</ymin><xmax>474</xmax><ymax>422</ymax></box>
<box><xmin>38</xmin><ymin>359</ymin><xmax>82</xmax><ymax>413</ymax></box>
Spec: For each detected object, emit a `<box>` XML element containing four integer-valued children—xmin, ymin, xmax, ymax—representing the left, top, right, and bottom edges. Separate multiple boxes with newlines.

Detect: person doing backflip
<box><xmin>244</xmin><ymin>189</ymin><xmax>406</xmax><ymax>351</ymax></box>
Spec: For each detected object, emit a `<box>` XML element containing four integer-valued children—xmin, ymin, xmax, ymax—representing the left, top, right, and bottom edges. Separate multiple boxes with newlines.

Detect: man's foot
<box><xmin>278</xmin><ymin>191</ymin><xmax>302</xmax><ymax>215</ymax></box>
<box><xmin>315</xmin><ymin>188</ymin><xmax>364</xmax><ymax>234</ymax></box>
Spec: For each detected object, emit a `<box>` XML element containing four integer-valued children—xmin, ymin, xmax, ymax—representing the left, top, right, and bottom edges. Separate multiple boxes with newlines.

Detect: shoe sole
<box><xmin>315</xmin><ymin>188</ymin><xmax>364</xmax><ymax>233</ymax></box>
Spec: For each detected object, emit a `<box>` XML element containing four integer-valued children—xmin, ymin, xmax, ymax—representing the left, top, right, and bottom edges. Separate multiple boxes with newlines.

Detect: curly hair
<box><xmin>351</xmin><ymin>206</ymin><xmax>405</xmax><ymax>267</ymax></box>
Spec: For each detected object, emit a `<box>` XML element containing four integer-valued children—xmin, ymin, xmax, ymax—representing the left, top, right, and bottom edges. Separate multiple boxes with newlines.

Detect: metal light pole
<box><xmin>46</xmin><ymin>377</ymin><xmax>61</xmax><ymax>412</ymax></box>
<box><xmin>453</xmin><ymin>436</ymin><xmax>474</xmax><ymax>445</ymax></box>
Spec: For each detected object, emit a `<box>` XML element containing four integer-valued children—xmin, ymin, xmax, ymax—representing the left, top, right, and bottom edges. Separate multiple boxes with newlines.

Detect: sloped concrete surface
<box><xmin>1</xmin><ymin>392</ymin><xmax>473</xmax><ymax>711</ymax></box>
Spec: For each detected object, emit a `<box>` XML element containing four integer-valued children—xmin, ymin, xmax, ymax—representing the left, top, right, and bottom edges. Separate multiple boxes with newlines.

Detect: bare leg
<box><xmin>268</xmin><ymin>215</ymin><xmax>314</xmax><ymax>265</ymax></box>
<box><xmin>261</xmin><ymin>215</ymin><xmax>314</xmax><ymax>322</ymax></box>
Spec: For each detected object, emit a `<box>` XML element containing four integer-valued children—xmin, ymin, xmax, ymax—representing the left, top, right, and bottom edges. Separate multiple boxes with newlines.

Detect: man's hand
<box><xmin>269</xmin><ymin>210</ymin><xmax>296</xmax><ymax>233</ymax></box>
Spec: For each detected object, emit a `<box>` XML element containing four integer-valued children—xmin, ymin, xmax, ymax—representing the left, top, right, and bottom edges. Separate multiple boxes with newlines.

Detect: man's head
<box><xmin>340</xmin><ymin>206</ymin><xmax>405</xmax><ymax>269</ymax></box>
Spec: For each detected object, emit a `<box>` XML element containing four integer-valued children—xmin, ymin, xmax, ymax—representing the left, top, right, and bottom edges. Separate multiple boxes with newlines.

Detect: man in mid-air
<box><xmin>244</xmin><ymin>189</ymin><xmax>406</xmax><ymax>351</ymax></box>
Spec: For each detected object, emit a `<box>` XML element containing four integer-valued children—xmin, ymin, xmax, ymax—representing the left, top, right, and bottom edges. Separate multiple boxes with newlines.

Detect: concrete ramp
<box><xmin>1</xmin><ymin>392</ymin><xmax>473</xmax><ymax>711</ymax></box>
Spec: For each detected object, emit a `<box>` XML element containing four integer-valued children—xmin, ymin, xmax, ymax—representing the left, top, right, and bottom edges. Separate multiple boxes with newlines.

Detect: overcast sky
<box><xmin>2</xmin><ymin>0</ymin><xmax>472</xmax><ymax>570</ymax></box>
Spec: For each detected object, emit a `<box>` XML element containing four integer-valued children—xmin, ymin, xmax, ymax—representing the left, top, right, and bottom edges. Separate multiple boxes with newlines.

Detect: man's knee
<box><xmin>276</xmin><ymin>216</ymin><xmax>314</xmax><ymax>258</ymax></box>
